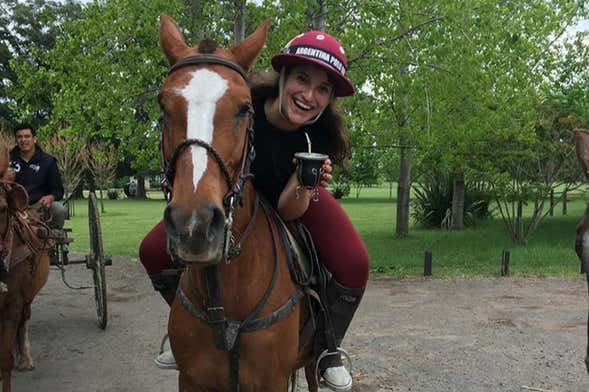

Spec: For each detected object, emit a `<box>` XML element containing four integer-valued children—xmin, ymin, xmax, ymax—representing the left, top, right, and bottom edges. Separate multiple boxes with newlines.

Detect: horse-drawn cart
<box><xmin>51</xmin><ymin>192</ymin><xmax>111</xmax><ymax>329</ymax></box>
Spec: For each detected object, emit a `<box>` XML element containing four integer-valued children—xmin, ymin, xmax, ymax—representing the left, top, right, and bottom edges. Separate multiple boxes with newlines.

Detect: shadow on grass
<box><xmin>340</xmin><ymin>197</ymin><xmax>397</xmax><ymax>205</ymax></box>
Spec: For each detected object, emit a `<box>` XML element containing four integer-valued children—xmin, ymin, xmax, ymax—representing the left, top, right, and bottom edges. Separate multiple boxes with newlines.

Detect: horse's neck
<box><xmin>187</xmin><ymin>182</ymin><xmax>286</xmax><ymax>318</ymax></box>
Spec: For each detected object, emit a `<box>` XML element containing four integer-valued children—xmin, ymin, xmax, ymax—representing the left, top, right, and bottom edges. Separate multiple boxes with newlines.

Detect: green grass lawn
<box><xmin>65</xmin><ymin>187</ymin><xmax>587</xmax><ymax>278</ymax></box>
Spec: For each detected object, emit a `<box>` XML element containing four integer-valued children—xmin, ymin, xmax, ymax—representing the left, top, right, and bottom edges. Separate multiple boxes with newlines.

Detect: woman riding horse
<box><xmin>140</xmin><ymin>22</ymin><xmax>369</xmax><ymax>392</ymax></box>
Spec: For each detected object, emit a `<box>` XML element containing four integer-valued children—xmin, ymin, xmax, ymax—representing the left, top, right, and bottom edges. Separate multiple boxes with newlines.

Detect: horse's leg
<box><xmin>0</xmin><ymin>320</ymin><xmax>17</xmax><ymax>392</ymax></box>
<box><xmin>304</xmin><ymin>362</ymin><xmax>318</xmax><ymax>392</ymax></box>
<box><xmin>15</xmin><ymin>318</ymin><xmax>33</xmax><ymax>371</ymax></box>
<box><xmin>585</xmin><ymin>272</ymin><xmax>589</xmax><ymax>374</ymax></box>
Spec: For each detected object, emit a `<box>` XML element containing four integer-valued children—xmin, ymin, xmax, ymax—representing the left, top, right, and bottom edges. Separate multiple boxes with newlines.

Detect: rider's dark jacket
<box><xmin>9</xmin><ymin>145</ymin><xmax>64</xmax><ymax>205</ymax></box>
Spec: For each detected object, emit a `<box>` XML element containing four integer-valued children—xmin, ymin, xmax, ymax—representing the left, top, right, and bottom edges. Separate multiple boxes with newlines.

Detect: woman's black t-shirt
<box><xmin>251</xmin><ymin>98</ymin><xmax>331</xmax><ymax>207</ymax></box>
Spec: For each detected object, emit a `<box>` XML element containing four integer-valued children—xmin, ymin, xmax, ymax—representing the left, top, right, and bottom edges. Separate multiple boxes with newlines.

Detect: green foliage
<box><xmin>64</xmin><ymin>187</ymin><xmax>586</xmax><ymax>278</ymax></box>
<box><xmin>411</xmin><ymin>172</ymin><xmax>492</xmax><ymax>228</ymax></box>
<box><xmin>329</xmin><ymin>165</ymin><xmax>351</xmax><ymax>199</ymax></box>
<box><xmin>4</xmin><ymin>0</ymin><xmax>588</xmax><ymax>241</ymax></box>
<box><xmin>0</xmin><ymin>0</ymin><xmax>82</xmax><ymax>127</ymax></box>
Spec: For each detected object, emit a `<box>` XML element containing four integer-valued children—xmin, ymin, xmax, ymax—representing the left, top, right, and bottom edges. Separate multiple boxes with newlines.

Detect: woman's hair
<box><xmin>248</xmin><ymin>69</ymin><xmax>351</xmax><ymax>166</ymax></box>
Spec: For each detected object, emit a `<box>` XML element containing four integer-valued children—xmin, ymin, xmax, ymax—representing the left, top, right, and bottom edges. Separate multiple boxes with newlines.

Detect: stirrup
<box><xmin>315</xmin><ymin>347</ymin><xmax>353</xmax><ymax>391</ymax></box>
<box><xmin>154</xmin><ymin>334</ymin><xmax>177</xmax><ymax>370</ymax></box>
<box><xmin>158</xmin><ymin>334</ymin><xmax>169</xmax><ymax>355</ymax></box>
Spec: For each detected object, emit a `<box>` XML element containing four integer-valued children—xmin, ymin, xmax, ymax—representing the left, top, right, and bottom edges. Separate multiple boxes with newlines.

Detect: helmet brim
<box><xmin>271</xmin><ymin>53</ymin><xmax>355</xmax><ymax>97</ymax></box>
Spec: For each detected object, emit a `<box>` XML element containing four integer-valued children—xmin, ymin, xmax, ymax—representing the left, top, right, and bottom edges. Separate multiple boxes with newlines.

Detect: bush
<box><xmin>107</xmin><ymin>189</ymin><xmax>119</xmax><ymax>200</ymax></box>
<box><xmin>329</xmin><ymin>166</ymin><xmax>352</xmax><ymax>199</ymax></box>
<box><xmin>412</xmin><ymin>172</ymin><xmax>492</xmax><ymax>228</ymax></box>
<box><xmin>330</xmin><ymin>181</ymin><xmax>351</xmax><ymax>199</ymax></box>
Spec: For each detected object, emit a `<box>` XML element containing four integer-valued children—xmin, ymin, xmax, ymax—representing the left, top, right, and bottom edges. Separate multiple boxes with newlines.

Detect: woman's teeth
<box><xmin>294</xmin><ymin>99</ymin><xmax>311</xmax><ymax>111</ymax></box>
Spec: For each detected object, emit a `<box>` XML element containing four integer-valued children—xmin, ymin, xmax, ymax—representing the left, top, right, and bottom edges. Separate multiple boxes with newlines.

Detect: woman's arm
<box><xmin>277</xmin><ymin>173</ymin><xmax>313</xmax><ymax>221</ymax></box>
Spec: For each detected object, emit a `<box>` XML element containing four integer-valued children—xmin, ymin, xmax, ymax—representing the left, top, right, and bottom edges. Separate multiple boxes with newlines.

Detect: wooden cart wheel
<box><xmin>88</xmin><ymin>192</ymin><xmax>107</xmax><ymax>329</ymax></box>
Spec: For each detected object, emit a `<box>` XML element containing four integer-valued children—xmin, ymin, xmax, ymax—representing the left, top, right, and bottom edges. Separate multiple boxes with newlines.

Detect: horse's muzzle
<box><xmin>163</xmin><ymin>202</ymin><xmax>226</xmax><ymax>264</ymax></box>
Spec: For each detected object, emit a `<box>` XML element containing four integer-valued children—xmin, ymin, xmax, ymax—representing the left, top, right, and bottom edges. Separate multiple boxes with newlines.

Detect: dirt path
<box><xmin>9</xmin><ymin>256</ymin><xmax>589</xmax><ymax>391</ymax></box>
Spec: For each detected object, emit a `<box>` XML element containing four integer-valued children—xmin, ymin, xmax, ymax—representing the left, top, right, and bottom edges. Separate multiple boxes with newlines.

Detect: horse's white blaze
<box><xmin>179</xmin><ymin>69</ymin><xmax>228</xmax><ymax>191</ymax></box>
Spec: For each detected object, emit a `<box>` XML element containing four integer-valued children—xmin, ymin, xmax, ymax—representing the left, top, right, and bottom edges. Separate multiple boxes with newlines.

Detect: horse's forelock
<box><xmin>198</xmin><ymin>39</ymin><xmax>218</xmax><ymax>54</ymax></box>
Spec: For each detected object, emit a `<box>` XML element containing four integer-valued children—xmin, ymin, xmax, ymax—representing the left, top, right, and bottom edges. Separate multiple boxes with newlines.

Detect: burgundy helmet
<box><xmin>271</xmin><ymin>31</ymin><xmax>354</xmax><ymax>97</ymax></box>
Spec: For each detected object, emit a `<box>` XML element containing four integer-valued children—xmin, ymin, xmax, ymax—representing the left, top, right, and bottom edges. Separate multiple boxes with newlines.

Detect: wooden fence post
<box><xmin>424</xmin><ymin>250</ymin><xmax>432</xmax><ymax>276</ymax></box>
<box><xmin>501</xmin><ymin>250</ymin><xmax>510</xmax><ymax>277</ymax></box>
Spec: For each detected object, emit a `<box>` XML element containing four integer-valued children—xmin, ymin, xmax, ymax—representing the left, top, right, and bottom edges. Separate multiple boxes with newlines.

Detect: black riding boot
<box><xmin>319</xmin><ymin>278</ymin><xmax>365</xmax><ymax>391</ymax></box>
<box><xmin>149</xmin><ymin>272</ymin><xmax>181</xmax><ymax>307</ymax></box>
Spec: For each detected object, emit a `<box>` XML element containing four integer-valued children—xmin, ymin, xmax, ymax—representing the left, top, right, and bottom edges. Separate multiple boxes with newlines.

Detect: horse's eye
<box><xmin>237</xmin><ymin>103</ymin><xmax>252</xmax><ymax>117</ymax></box>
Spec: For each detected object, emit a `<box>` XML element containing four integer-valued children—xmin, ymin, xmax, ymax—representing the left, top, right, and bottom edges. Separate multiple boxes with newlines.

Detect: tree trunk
<box><xmin>99</xmin><ymin>189</ymin><xmax>105</xmax><ymax>213</ymax></box>
<box><xmin>549</xmin><ymin>189</ymin><xmax>554</xmax><ymax>216</ymax></box>
<box><xmin>136</xmin><ymin>175</ymin><xmax>147</xmax><ymax>199</ymax></box>
<box><xmin>451</xmin><ymin>171</ymin><xmax>465</xmax><ymax>229</ymax></box>
<box><xmin>562</xmin><ymin>190</ymin><xmax>567</xmax><ymax>216</ymax></box>
<box><xmin>87</xmin><ymin>171</ymin><xmax>96</xmax><ymax>194</ymax></box>
<box><xmin>315</xmin><ymin>0</ymin><xmax>327</xmax><ymax>30</ymax></box>
<box><xmin>233</xmin><ymin>0</ymin><xmax>246</xmax><ymax>44</ymax></box>
<box><xmin>71</xmin><ymin>178</ymin><xmax>84</xmax><ymax>199</ymax></box>
<box><xmin>395</xmin><ymin>142</ymin><xmax>411</xmax><ymax>237</ymax></box>
<box><xmin>516</xmin><ymin>200</ymin><xmax>524</xmax><ymax>243</ymax></box>
<box><xmin>183</xmin><ymin>0</ymin><xmax>206</xmax><ymax>43</ymax></box>
<box><xmin>394</xmin><ymin>57</ymin><xmax>411</xmax><ymax>238</ymax></box>
<box><xmin>306</xmin><ymin>0</ymin><xmax>327</xmax><ymax>30</ymax></box>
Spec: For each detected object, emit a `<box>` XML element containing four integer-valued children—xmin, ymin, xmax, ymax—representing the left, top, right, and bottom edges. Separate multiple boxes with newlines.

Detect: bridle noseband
<box><xmin>159</xmin><ymin>54</ymin><xmax>256</xmax><ymax>263</ymax></box>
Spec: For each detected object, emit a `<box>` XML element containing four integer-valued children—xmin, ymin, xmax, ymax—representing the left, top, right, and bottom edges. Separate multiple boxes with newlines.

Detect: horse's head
<box><xmin>158</xmin><ymin>14</ymin><xmax>269</xmax><ymax>265</ymax></box>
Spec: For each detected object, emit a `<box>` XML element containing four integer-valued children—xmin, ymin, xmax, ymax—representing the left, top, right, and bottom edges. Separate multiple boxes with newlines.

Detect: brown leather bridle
<box><xmin>159</xmin><ymin>54</ymin><xmax>256</xmax><ymax>263</ymax></box>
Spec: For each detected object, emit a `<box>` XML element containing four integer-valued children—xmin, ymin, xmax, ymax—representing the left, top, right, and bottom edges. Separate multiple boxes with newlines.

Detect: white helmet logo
<box><xmin>316</xmin><ymin>34</ymin><xmax>325</xmax><ymax>40</ymax></box>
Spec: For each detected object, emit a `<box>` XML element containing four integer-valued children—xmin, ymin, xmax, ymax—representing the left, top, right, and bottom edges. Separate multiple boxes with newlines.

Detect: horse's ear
<box><xmin>231</xmin><ymin>19</ymin><xmax>271</xmax><ymax>71</ymax></box>
<box><xmin>575</xmin><ymin>129</ymin><xmax>589</xmax><ymax>182</ymax></box>
<box><xmin>160</xmin><ymin>13</ymin><xmax>189</xmax><ymax>65</ymax></box>
<box><xmin>0</xmin><ymin>145</ymin><xmax>8</xmax><ymax>178</ymax></box>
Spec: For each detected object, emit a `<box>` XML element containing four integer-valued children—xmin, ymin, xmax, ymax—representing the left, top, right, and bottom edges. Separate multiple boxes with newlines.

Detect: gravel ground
<box><xmin>8</xmin><ymin>256</ymin><xmax>589</xmax><ymax>392</ymax></box>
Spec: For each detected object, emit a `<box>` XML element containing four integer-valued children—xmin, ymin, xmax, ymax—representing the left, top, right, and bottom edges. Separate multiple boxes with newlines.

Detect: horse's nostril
<box><xmin>198</xmin><ymin>204</ymin><xmax>225</xmax><ymax>242</ymax></box>
<box><xmin>163</xmin><ymin>203</ymin><xmax>182</xmax><ymax>238</ymax></box>
<box><xmin>208</xmin><ymin>204</ymin><xmax>226</xmax><ymax>235</ymax></box>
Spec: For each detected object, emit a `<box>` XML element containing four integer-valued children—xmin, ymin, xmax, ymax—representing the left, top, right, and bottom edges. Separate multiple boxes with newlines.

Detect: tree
<box><xmin>42</xmin><ymin>131</ymin><xmax>87</xmax><ymax>216</ymax></box>
<box><xmin>1</xmin><ymin>0</ymin><xmax>82</xmax><ymax>128</ymax></box>
<box><xmin>87</xmin><ymin>141</ymin><xmax>118</xmax><ymax>213</ymax></box>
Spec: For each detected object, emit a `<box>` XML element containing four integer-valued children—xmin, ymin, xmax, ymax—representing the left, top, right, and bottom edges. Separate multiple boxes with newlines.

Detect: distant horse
<box><xmin>574</xmin><ymin>128</ymin><xmax>589</xmax><ymax>375</ymax></box>
<box><xmin>0</xmin><ymin>145</ymin><xmax>50</xmax><ymax>392</ymax></box>
<box><xmin>159</xmin><ymin>14</ymin><xmax>320</xmax><ymax>391</ymax></box>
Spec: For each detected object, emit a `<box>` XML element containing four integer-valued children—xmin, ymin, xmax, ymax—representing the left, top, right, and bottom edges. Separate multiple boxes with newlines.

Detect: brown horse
<box><xmin>574</xmin><ymin>128</ymin><xmax>589</xmax><ymax>375</ymax></box>
<box><xmin>159</xmin><ymin>14</ymin><xmax>320</xmax><ymax>391</ymax></box>
<box><xmin>0</xmin><ymin>145</ymin><xmax>50</xmax><ymax>392</ymax></box>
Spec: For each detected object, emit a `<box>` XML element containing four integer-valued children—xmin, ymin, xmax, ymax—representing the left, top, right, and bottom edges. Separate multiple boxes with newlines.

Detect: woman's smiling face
<box><xmin>280</xmin><ymin>63</ymin><xmax>333</xmax><ymax>126</ymax></box>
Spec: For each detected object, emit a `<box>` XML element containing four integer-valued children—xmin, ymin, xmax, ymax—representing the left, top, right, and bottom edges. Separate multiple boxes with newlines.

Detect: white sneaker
<box><xmin>154</xmin><ymin>349</ymin><xmax>177</xmax><ymax>370</ymax></box>
<box><xmin>0</xmin><ymin>282</ymin><xmax>7</xmax><ymax>292</ymax></box>
<box><xmin>321</xmin><ymin>365</ymin><xmax>352</xmax><ymax>391</ymax></box>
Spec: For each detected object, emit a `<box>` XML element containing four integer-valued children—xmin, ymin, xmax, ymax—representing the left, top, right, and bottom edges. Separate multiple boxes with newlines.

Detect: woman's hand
<box><xmin>320</xmin><ymin>158</ymin><xmax>332</xmax><ymax>188</ymax></box>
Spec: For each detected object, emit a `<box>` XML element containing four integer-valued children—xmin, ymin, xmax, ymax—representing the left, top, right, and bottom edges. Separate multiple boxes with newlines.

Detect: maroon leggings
<box><xmin>139</xmin><ymin>187</ymin><xmax>369</xmax><ymax>288</ymax></box>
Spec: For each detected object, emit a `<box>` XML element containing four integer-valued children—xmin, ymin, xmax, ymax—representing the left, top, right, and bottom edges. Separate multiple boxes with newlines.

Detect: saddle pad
<box><xmin>276</xmin><ymin>218</ymin><xmax>312</xmax><ymax>282</ymax></box>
